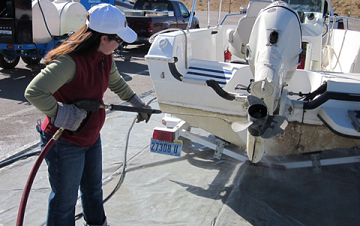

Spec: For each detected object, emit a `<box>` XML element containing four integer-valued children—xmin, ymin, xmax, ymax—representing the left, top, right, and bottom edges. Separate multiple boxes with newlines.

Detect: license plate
<box><xmin>150</xmin><ymin>139</ymin><xmax>182</xmax><ymax>156</ymax></box>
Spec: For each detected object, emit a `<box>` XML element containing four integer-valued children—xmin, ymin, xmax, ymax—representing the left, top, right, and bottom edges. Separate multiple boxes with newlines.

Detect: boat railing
<box><xmin>220</xmin><ymin>13</ymin><xmax>245</xmax><ymax>26</ymax></box>
<box><xmin>187</xmin><ymin>0</ymin><xmax>197</xmax><ymax>30</ymax></box>
<box><xmin>340</xmin><ymin>16</ymin><xmax>360</xmax><ymax>31</ymax></box>
<box><xmin>325</xmin><ymin>15</ymin><xmax>360</xmax><ymax>32</ymax></box>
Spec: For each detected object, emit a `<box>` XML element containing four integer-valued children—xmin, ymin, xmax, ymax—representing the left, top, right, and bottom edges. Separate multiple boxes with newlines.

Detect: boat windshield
<box><xmin>282</xmin><ymin>0</ymin><xmax>323</xmax><ymax>13</ymax></box>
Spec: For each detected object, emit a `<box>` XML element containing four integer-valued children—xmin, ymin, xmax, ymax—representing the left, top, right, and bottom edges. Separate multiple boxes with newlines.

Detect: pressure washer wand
<box><xmin>106</xmin><ymin>104</ymin><xmax>162</xmax><ymax>114</ymax></box>
<box><xmin>16</xmin><ymin>127</ymin><xmax>64</xmax><ymax>226</ymax></box>
<box><xmin>74</xmin><ymin>101</ymin><xmax>162</xmax><ymax>115</ymax></box>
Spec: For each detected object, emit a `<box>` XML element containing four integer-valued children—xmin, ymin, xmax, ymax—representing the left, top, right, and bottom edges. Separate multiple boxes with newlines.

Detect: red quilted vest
<box><xmin>41</xmin><ymin>52</ymin><xmax>112</xmax><ymax>147</ymax></box>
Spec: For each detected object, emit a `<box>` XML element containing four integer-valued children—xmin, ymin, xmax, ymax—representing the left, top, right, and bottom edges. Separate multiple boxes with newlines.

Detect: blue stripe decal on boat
<box><xmin>189</xmin><ymin>66</ymin><xmax>232</xmax><ymax>75</ymax></box>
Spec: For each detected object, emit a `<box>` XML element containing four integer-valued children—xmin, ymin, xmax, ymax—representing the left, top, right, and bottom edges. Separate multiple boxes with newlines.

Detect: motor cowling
<box><xmin>246</xmin><ymin>1</ymin><xmax>302</xmax><ymax>114</ymax></box>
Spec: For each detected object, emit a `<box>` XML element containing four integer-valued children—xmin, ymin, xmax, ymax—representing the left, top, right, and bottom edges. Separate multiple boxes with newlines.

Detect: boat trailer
<box><xmin>152</xmin><ymin>114</ymin><xmax>360</xmax><ymax>173</ymax></box>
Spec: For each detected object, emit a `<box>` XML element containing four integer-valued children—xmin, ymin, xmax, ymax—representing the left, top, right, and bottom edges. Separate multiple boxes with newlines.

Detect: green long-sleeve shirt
<box><xmin>24</xmin><ymin>54</ymin><xmax>135</xmax><ymax>119</ymax></box>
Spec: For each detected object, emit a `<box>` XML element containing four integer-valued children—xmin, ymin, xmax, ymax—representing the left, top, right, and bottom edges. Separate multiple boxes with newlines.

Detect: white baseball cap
<box><xmin>86</xmin><ymin>3</ymin><xmax>137</xmax><ymax>43</ymax></box>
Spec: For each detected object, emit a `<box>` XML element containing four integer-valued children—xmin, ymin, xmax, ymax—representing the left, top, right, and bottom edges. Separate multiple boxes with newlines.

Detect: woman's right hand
<box><xmin>53</xmin><ymin>103</ymin><xmax>87</xmax><ymax>131</ymax></box>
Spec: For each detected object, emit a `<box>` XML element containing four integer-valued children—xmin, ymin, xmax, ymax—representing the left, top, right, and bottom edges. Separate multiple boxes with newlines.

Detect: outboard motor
<box><xmin>246</xmin><ymin>1</ymin><xmax>302</xmax><ymax>114</ymax></box>
<box><xmin>232</xmin><ymin>1</ymin><xmax>302</xmax><ymax>163</ymax></box>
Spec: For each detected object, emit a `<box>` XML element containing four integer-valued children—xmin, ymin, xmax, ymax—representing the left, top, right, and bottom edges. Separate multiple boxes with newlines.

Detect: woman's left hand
<box><xmin>136</xmin><ymin>105</ymin><xmax>152</xmax><ymax>123</ymax></box>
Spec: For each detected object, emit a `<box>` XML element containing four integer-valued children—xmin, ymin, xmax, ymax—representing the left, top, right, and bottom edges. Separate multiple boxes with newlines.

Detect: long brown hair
<box><xmin>44</xmin><ymin>13</ymin><xmax>105</xmax><ymax>64</ymax></box>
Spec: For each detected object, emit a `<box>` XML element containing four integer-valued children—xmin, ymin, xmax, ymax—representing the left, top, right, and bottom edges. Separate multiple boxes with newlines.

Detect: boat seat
<box><xmin>227</xmin><ymin>0</ymin><xmax>271</xmax><ymax>59</ymax></box>
<box><xmin>181</xmin><ymin>59</ymin><xmax>253</xmax><ymax>99</ymax></box>
<box><xmin>182</xmin><ymin>59</ymin><xmax>239</xmax><ymax>87</ymax></box>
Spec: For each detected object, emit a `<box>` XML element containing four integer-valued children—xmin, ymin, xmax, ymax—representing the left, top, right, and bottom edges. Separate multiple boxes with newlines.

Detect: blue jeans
<box><xmin>41</xmin><ymin>131</ymin><xmax>106</xmax><ymax>226</ymax></box>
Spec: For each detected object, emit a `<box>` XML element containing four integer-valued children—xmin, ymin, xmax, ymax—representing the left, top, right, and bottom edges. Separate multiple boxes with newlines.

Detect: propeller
<box><xmin>231</xmin><ymin>95</ymin><xmax>288</xmax><ymax>139</ymax></box>
<box><xmin>231</xmin><ymin>95</ymin><xmax>288</xmax><ymax>162</ymax></box>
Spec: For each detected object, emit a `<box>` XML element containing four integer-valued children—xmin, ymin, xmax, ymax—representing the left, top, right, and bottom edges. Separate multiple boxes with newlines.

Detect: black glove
<box><xmin>128</xmin><ymin>94</ymin><xmax>152</xmax><ymax>123</ymax></box>
<box><xmin>136</xmin><ymin>105</ymin><xmax>152</xmax><ymax>123</ymax></box>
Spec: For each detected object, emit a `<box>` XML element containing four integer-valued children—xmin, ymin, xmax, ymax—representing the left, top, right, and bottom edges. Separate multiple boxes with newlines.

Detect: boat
<box><xmin>145</xmin><ymin>0</ymin><xmax>360</xmax><ymax>163</ymax></box>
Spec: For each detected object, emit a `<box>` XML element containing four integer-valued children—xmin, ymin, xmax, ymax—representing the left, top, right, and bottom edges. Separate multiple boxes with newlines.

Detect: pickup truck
<box><xmin>124</xmin><ymin>0</ymin><xmax>200</xmax><ymax>45</ymax></box>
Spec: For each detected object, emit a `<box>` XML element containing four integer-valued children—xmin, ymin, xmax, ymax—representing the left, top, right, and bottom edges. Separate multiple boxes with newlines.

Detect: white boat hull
<box><xmin>146</xmin><ymin>0</ymin><xmax>360</xmax><ymax>161</ymax></box>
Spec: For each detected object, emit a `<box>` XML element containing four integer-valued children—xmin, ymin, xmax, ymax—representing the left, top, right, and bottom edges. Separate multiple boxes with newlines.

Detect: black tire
<box><xmin>21</xmin><ymin>56</ymin><xmax>42</xmax><ymax>65</ymax></box>
<box><xmin>0</xmin><ymin>53</ymin><xmax>20</xmax><ymax>69</ymax></box>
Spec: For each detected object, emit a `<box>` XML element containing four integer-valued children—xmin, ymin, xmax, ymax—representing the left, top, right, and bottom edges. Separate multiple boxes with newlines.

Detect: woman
<box><xmin>24</xmin><ymin>3</ymin><xmax>148</xmax><ymax>226</ymax></box>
